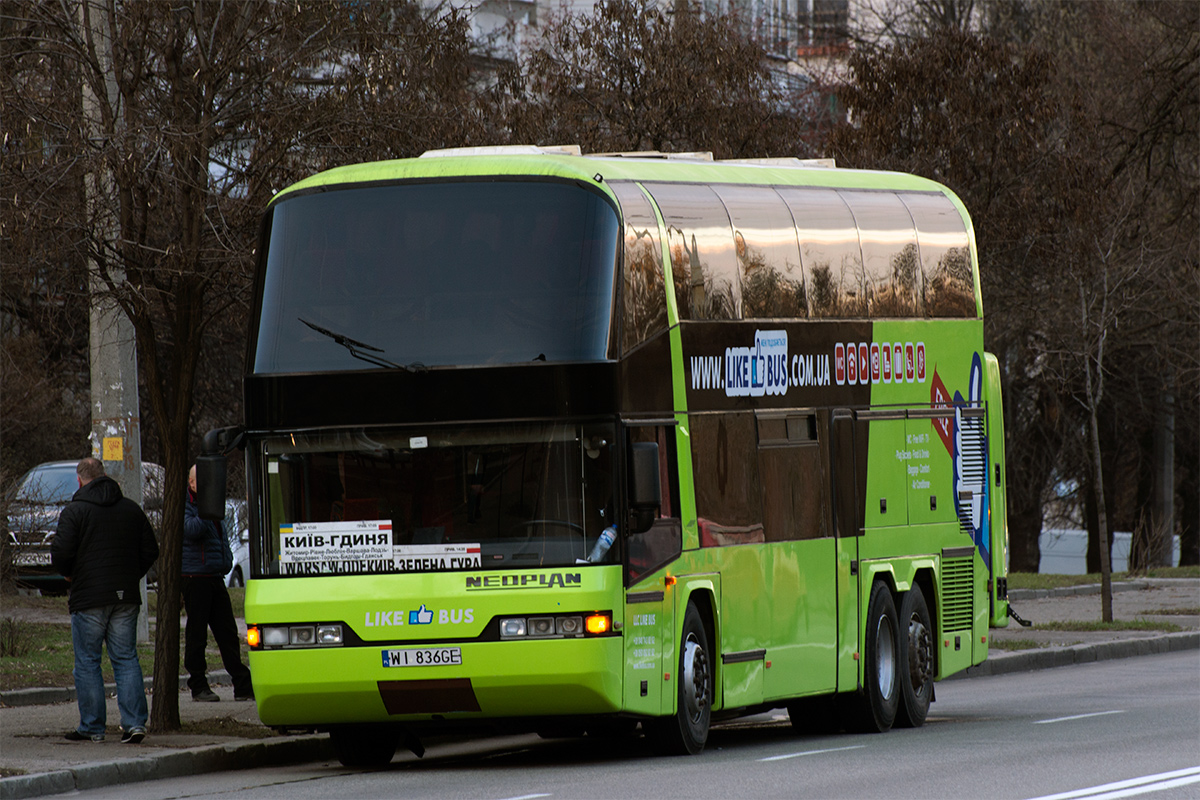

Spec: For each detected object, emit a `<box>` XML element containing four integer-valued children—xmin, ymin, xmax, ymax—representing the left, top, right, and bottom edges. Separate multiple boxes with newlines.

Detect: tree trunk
<box><xmin>149</xmin><ymin>423</ymin><xmax>190</xmax><ymax>730</ymax></box>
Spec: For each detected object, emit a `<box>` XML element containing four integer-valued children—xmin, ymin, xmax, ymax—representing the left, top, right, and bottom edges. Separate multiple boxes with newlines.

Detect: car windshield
<box><xmin>253</xmin><ymin>179</ymin><xmax>621</xmax><ymax>373</ymax></box>
<box><xmin>16</xmin><ymin>465</ymin><xmax>78</xmax><ymax>505</ymax></box>
<box><xmin>257</xmin><ymin>421</ymin><xmax>616</xmax><ymax>576</ymax></box>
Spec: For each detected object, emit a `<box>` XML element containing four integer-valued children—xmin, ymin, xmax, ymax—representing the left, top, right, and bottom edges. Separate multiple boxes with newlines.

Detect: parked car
<box><xmin>224</xmin><ymin>498</ymin><xmax>250</xmax><ymax>588</ymax></box>
<box><xmin>4</xmin><ymin>460</ymin><xmax>164</xmax><ymax>593</ymax></box>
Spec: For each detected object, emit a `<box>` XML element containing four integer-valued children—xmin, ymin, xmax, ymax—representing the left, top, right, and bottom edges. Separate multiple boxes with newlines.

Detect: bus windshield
<box><xmin>258</xmin><ymin>421</ymin><xmax>616</xmax><ymax>576</ymax></box>
<box><xmin>253</xmin><ymin>180</ymin><xmax>620</xmax><ymax>373</ymax></box>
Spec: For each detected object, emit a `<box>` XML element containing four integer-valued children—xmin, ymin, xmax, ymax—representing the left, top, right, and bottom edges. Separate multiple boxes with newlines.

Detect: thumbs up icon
<box><xmin>409</xmin><ymin>605</ymin><xmax>433</xmax><ymax>625</ymax></box>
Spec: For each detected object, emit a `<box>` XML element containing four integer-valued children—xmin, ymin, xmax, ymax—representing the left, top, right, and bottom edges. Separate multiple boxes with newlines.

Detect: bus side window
<box><xmin>690</xmin><ymin>413</ymin><xmax>766</xmax><ymax>547</ymax></box>
<box><xmin>899</xmin><ymin>192</ymin><xmax>977</xmax><ymax>318</ymax></box>
<box><xmin>610</xmin><ymin>182</ymin><xmax>668</xmax><ymax>354</ymax></box>
<box><xmin>645</xmin><ymin>183</ymin><xmax>742</xmax><ymax>321</ymax></box>
<box><xmin>776</xmin><ymin>187</ymin><xmax>864</xmax><ymax>319</ymax></box>
<box><xmin>756</xmin><ymin>413</ymin><xmax>829</xmax><ymax>541</ymax></box>
<box><xmin>711</xmin><ymin>184</ymin><xmax>808</xmax><ymax>319</ymax></box>
<box><xmin>625</xmin><ymin>425</ymin><xmax>682</xmax><ymax>585</ymax></box>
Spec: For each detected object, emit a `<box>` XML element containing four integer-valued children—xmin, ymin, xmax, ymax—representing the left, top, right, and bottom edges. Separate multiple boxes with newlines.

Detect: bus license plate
<box><xmin>382</xmin><ymin>647</ymin><xmax>462</xmax><ymax>668</ymax></box>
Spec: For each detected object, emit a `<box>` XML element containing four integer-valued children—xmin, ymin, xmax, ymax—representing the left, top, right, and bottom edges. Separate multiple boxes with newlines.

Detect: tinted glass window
<box><xmin>900</xmin><ymin>192</ymin><xmax>976</xmax><ymax>318</ymax></box>
<box><xmin>254</xmin><ymin>181</ymin><xmax>620</xmax><ymax>373</ymax></box>
<box><xmin>711</xmin><ymin>185</ymin><xmax>807</xmax><ymax>319</ymax></box>
<box><xmin>259</xmin><ymin>422</ymin><xmax>616</xmax><ymax>574</ymax></box>
<box><xmin>777</xmin><ymin>188</ymin><xmax>865</xmax><ymax>318</ymax></box>
<box><xmin>611</xmin><ymin>182</ymin><xmax>668</xmax><ymax>353</ymax></box>
<box><xmin>645</xmin><ymin>183</ymin><xmax>741</xmax><ymax>320</ymax></box>
<box><xmin>690</xmin><ymin>413</ymin><xmax>765</xmax><ymax>547</ymax></box>
<box><xmin>625</xmin><ymin>425</ymin><xmax>682</xmax><ymax>584</ymax></box>
<box><xmin>839</xmin><ymin>191</ymin><xmax>920</xmax><ymax>317</ymax></box>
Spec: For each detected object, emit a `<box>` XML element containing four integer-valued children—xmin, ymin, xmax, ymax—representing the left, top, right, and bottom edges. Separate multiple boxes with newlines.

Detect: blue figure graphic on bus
<box><xmin>953</xmin><ymin>353</ymin><xmax>990</xmax><ymax>570</ymax></box>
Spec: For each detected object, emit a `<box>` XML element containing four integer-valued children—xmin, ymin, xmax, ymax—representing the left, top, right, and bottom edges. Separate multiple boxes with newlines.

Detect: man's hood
<box><xmin>72</xmin><ymin>475</ymin><xmax>124</xmax><ymax>507</ymax></box>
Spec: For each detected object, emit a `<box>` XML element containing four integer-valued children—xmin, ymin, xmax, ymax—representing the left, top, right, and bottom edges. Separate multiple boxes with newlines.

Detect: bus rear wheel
<box><xmin>897</xmin><ymin>587</ymin><xmax>934</xmax><ymax>728</ymax></box>
<box><xmin>330</xmin><ymin>725</ymin><xmax>399</xmax><ymax>767</ymax></box>
<box><xmin>850</xmin><ymin>582</ymin><xmax>900</xmax><ymax>733</ymax></box>
<box><xmin>647</xmin><ymin>602</ymin><xmax>711</xmax><ymax>755</ymax></box>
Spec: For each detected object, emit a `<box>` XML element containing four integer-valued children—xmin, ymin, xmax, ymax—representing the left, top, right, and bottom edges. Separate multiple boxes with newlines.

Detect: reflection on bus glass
<box><xmin>254</xmin><ymin>181</ymin><xmax>619</xmax><ymax>373</ymax></box>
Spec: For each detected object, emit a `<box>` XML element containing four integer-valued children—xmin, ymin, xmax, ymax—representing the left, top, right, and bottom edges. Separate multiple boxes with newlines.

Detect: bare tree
<box><xmin>829</xmin><ymin>27</ymin><xmax>1096</xmax><ymax>572</ymax></box>
<box><xmin>2</xmin><ymin>0</ymin><xmax>487</xmax><ymax>729</ymax></box>
<box><xmin>499</xmin><ymin>0</ymin><xmax>825</xmax><ymax>158</ymax></box>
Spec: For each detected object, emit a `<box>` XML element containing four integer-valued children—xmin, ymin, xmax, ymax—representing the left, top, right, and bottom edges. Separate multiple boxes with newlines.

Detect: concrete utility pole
<box><xmin>1154</xmin><ymin>390</ymin><xmax>1175</xmax><ymax>567</ymax></box>
<box><xmin>80</xmin><ymin>0</ymin><xmax>149</xmax><ymax>642</ymax></box>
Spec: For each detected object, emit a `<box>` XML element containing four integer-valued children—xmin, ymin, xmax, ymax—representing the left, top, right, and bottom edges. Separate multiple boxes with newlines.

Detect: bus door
<box><xmin>830</xmin><ymin>409</ymin><xmax>863</xmax><ymax>692</ymax></box>
<box><xmin>623</xmin><ymin>424</ymin><xmax>683</xmax><ymax>717</ymax></box>
<box><xmin>756</xmin><ymin>411</ymin><xmax>837</xmax><ymax>701</ymax></box>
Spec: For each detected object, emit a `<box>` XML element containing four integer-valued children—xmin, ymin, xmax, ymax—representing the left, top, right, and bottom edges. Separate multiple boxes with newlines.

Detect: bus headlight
<box><xmin>528</xmin><ymin>616</ymin><xmax>555</xmax><ymax>637</ymax></box>
<box><xmin>262</xmin><ymin>626</ymin><xmax>290</xmax><ymax>647</ymax></box>
<box><xmin>500</xmin><ymin>618</ymin><xmax>527</xmax><ymax>638</ymax></box>
<box><xmin>255</xmin><ymin>624</ymin><xmax>345</xmax><ymax>649</ymax></box>
<box><xmin>498</xmin><ymin>613</ymin><xmax>610</xmax><ymax>639</ymax></box>
<box><xmin>290</xmin><ymin>626</ymin><xmax>315</xmax><ymax>645</ymax></box>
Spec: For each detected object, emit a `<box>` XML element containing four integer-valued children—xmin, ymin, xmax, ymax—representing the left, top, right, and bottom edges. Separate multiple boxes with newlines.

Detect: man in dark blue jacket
<box><xmin>183</xmin><ymin>465</ymin><xmax>253</xmax><ymax>702</ymax></box>
<box><xmin>52</xmin><ymin>458</ymin><xmax>159</xmax><ymax>743</ymax></box>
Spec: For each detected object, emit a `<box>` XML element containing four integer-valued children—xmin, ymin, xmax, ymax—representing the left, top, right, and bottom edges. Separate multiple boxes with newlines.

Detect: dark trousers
<box><xmin>182</xmin><ymin>575</ymin><xmax>252</xmax><ymax>697</ymax></box>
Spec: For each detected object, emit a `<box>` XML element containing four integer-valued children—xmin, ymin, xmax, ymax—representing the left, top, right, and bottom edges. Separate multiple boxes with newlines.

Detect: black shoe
<box><xmin>65</xmin><ymin>729</ymin><xmax>105</xmax><ymax>742</ymax></box>
<box><xmin>120</xmin><ymin>726</ymin><xmax>146</xmax><ymax>744</ymax></box>
<box><xmin>234</xmin><ymin>691</ymin><xmax>255</xmax><ymax>701</ymax></box>
<box><xmin>192</xmin><ymin>688</ymin><xmax>220</xmax><ymax>702</ymax></box>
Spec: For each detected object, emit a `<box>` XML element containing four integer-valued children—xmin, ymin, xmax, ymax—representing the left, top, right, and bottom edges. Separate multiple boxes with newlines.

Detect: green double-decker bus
<box><xmin>202</xmin><ymin>145</ymin><xmax>1009</xmax><ymax>766</ymax></box>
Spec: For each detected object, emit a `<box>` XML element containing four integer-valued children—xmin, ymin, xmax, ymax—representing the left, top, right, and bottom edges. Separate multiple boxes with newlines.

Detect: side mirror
<box><xmin>196</xmin><ymin>454</ymin><xmax>227</xmax><ymax>521</ymax></box>
<box><xmin>628</xmin><ymin>442</ymin><xmax>661</xmax><ymax>534</ymax></box>
<box><xmin>196</xmin><ymin>427</ymin><xmax>236</xmax><ymax>521</ymax></box>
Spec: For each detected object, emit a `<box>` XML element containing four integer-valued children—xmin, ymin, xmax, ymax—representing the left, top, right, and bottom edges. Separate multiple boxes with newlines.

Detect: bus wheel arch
<box><xmin>647</xmin><ymin>596</ymin><xmax>713</xmax><ymax>755</ymax></box>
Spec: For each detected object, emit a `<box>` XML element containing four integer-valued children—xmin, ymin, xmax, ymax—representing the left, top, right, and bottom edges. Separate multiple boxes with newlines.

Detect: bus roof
<box><xmin>272</xmin><ymin>146</ymin><xmax>959</xmax><ymax>207</ymax></box>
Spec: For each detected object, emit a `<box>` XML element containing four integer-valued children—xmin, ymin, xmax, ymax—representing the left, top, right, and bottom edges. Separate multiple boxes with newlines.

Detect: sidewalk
<box><xmin>2</xmin><ymin>579</ymin><xmax>1197</xmax><ymax>800</ymax></box>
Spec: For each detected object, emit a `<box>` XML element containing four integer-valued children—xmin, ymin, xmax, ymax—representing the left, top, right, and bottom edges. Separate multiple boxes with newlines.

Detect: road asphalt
<box><xmin>2</xmin><ymin>578</ymin><xmax>1197</xmax><ymax>800</ymax></box>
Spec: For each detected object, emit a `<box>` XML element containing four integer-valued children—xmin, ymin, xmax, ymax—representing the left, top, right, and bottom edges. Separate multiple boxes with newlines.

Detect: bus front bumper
<box><xmin>251</xmin><ymin>636</ymin><xmax>624</xmax><ymax>726</ymax></box>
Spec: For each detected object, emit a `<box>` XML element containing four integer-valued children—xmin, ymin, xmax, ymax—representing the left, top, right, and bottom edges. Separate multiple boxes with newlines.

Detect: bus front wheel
<box><xmin>851</xmin><ymin>582</ymin><xmax>900</xmax><ymax>733</ymax></box>
<box><xmin>897</xmin><ymin>587</ymin><xmax>934</xmax><ymax>728</ymax></box>
<box><xmin>647</xmin><ymin>602</ymin><xmax>712</xmax><ymax>755</ymax></box>
<box><xmin>330</xmin><ymin>726</ymin><xmax>399</xmax><ymax>767</ymax></box>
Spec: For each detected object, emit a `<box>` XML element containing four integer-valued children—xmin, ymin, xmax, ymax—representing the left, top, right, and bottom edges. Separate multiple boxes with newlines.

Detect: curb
<box><xmin>0</xmin><ymin>734</ymin><xmax>332</xmax><ymax>800</ymax></box>
<box><xmin>949</xmin><ymin>630</ymin><xmax>1200</xmax><ymax>679</ymax></box>
<box><xmin>1</xmin><ymin>671</ymin><xmax>234</xmax><ymax>709</ymax></box>
<box><xmin>1007</xmin><ymin>580</ymin><xmax>1151</xmax><ymax>601</ymax></box>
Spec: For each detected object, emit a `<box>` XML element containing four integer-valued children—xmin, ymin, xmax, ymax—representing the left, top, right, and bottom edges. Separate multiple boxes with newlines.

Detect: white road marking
<box><xmin>1025</xmin><ymin>766</ymin><xmax>1200</xmax><ymax>800</ymax></box>
<box><xmin>758</xmin><ymin>745</ymin><xmax>866</xmax><ymax>762</ymax></box>
<box><xmin>1034</xmin><ymin>710</ymin><xmax>1126</xmax><ymax>725</ymax></box>
<box><xmin>496</xmin><ymin>794</ymin><xmax>552</xmax><ymax>800</ymax></box>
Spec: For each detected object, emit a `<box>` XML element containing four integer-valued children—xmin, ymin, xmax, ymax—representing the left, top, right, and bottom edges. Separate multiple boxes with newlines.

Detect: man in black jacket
<box><xmin>183</xmin><ymin>464</ymin><xmax>253</xmax><ymax>702</ymax></box>
<box><xmin>51</xmin><ymin>458</ymin><xmax>159</xmax><ymax>743</ymax></box>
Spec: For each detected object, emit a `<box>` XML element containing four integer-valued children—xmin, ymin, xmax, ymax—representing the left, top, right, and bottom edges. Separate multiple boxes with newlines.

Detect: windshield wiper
<box><xmin>298</xmin><ymin>318</ymin><xmax>425</xmax><ymax>372</ymax></box>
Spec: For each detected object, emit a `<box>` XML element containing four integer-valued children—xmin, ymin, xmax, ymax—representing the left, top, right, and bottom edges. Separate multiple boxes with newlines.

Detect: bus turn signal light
<box><xmin>246</xmin><ymin>626</ymin><xmax>260</xmax><ymax>648</ymax></box>
<box><xmin>585</xmin><ymin>614</ymin><xmax>611</xmax><ymax>635</ymax></box>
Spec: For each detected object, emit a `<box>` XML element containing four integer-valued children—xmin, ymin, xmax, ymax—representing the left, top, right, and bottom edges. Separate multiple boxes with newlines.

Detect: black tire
<box><xmin>896</xmin><ymin>587</ymin><xmax>934</xmax><ymax>728</ymax></box>
<box><xmin>330</xmin><ymin>726</ymin><xmax>398</xmax><ymax>767</ymax></box>
<box><xmin>786</xmin><ymin>693</ymin><xmax>842</xmax><ymax>735</ymax></box>
<box><xmin>849</xmin><ymin>582</ymin><xmax>900</xmax><ymax>733</ymax></box>
<box><xmin>646</xmin><ymin>602</ymin><xmax>712</xmax><ymax>755</ymax></box>
<box><xmin>230</xmin><ymin>567</ymin><xmax>244</xmax><ymax>588</ymax></box>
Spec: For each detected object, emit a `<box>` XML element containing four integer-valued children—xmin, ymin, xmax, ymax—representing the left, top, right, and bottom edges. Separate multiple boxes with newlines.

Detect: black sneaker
<box><xmin>65</xmin><ymin>729</ymin><xmax>105</xmax><ymax>742</ymax></box>
<box><xmin>120</xmin><ymin>726</ymin><xmax>146</xmax><ymax>744</ymax></box>
<box><xmin>192</xmin><ymin>688</ymin><xmax>220</xmax><ymax>702</ymax></box>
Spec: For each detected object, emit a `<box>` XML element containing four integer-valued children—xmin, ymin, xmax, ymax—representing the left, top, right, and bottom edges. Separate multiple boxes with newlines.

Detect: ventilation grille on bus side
<box><xmin>941</xmin><ymin>557</ymin><xmax>975</xmax><ymax>633</ymax></box>
<box><xmin>957</xmin><ymin>410</ymin><xmax>987</xmax><ymax>538</ymax></box>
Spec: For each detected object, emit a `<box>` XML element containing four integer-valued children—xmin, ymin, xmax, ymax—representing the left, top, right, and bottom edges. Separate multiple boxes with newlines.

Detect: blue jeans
<box><xmin>71</xmin><ymin>604</ymin><xmax>148</xmax><ymax>735</ymax></box>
